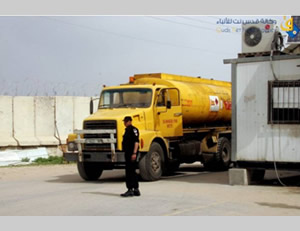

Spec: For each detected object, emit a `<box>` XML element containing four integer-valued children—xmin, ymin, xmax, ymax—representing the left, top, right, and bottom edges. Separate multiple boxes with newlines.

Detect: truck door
<box><xmin>155</xmin><ymin>88</ymin><xmax>183</xmax><ymax>137</ymax></box>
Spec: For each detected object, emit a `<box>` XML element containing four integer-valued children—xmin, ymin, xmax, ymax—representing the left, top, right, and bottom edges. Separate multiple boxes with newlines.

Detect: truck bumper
<box><xmin>64</xmin><ymin>151</ymin><xmax>126</xmax><ymax>163</ymax></box>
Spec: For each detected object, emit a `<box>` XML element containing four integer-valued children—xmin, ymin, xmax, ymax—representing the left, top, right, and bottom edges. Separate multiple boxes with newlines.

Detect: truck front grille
<box><xmin>83</xmin><ymin>120</ymin><xmax>117</xmax><ymax>151</ymax></box>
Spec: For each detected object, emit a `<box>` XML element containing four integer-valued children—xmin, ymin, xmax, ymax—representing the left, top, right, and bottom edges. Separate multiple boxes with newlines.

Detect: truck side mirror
<box><xmin>90</xmin><ymin>99</ymin><xmax>94</xmax><ymax>114</ymax></box>
<box><xmin>167</xmin><ymin>100</ymin><xmax>172</xmax><ymax>109</ymax></box>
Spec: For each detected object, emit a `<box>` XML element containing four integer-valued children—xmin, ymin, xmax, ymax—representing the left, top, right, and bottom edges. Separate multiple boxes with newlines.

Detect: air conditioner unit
<box><xmin>242</xmin><ymin>23</ymin><xmax>281</xmax><ymax>53</ymax></box>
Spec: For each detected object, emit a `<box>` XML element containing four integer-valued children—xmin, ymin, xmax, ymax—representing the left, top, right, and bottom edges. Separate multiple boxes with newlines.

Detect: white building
<box><xmin>224</xmin><ymin>53</ymin><xmax>300</xmax><ymax>184</ymax></box>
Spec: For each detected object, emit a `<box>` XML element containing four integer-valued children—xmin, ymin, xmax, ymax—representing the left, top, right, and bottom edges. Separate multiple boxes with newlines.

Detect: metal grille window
<box><xmin>268</xmin><ymin>80</ymin><xmax>300</xmax><ymax>124</ymax></box>
<box><xmin>83</xmin><ymin>120</ymin><xmax>117</xmax><ymax>151</ymax></box>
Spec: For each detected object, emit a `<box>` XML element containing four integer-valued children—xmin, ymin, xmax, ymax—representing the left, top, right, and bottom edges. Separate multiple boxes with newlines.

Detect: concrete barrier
<box><xmin>35</xmin><ymin>97</ymin><xmax>59</xmax><ymax>145</ymax></box>
<box><xmin>13</xmin><ymin>97</ymin><xmax>40</xmax><ymax>146</ymax></box>
<box><xmin>92</xmin><ymin>96</ymin><xmax>100</xmax><ymax>114</ymax></box>
<box><xmin>0</xmin><ymin>96</ymin><xmax>100</xmax><ymax>147</ymax></box>
<box><xmin>55</xmin><ymin>96</ymin><xmax>74</xmax><ymax>144</ymax></box>
<box><xmin>73</xmin><ymin>97</ymin><xmax>90</xmax><ymax>130</ymax></box>
<box><xmin>0</xmin><ymin>96</ymin><xmax>18</xmax><ymax>146</ymax></box>
<box><xmin>229</xmin><ymin>168</ymin><xmax>250</xmax><ymax>185</ymax></box>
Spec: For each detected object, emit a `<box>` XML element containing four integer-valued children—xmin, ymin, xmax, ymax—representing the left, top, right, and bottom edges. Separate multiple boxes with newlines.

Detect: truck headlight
<box><xmin>68</xmin><ymin>142</ymin><xmax>78</xmax><ymax>151</ymax></box>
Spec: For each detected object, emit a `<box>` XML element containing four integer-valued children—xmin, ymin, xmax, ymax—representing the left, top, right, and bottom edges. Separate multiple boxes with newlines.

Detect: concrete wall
<box><xmin>55</xmin><ymin>96</ymin><xmax>74</xmax><ymax>144</ymax></box>
<box><xmin>35</xmin><ymin>97</ymin><xmax>58</xmax><ymax>145</ymax></box>
<box><xmin>0</xmin><ymin>96</ymin><xmax>18</xmax><ymax>146</ymax></box>
<box><xmin>14</xmin><ymin>97</ymin><xmax>40</xmax><ymax>146</ymax></box>
<box><xmin>0</xmin><ymin>96</ymin><xmax>93</xmax><ymax>147</ymax></box>
<box><xmin>73</xmin><ymin>97</ymin><xmax>90</xmax><ymax>130</ymax></box>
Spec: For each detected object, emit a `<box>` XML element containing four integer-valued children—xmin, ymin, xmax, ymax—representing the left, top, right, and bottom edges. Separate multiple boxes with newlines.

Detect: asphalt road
<box><xmin>1</xmin><ymin>163</ymin><xmax>300</xmax><ymax>216</ymax></box>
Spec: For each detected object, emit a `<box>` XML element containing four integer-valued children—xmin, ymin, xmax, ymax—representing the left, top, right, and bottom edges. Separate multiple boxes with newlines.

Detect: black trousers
<box><xmin>125</xmin><ymin>157</ymin><xmax>139</xmax><ymax>190</ymax></box>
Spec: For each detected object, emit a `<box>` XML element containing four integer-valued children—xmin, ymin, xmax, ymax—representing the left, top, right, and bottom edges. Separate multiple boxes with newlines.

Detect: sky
<box><xmin>0</xmin><ymin>15</ymin><xmax>284</xmax><ymax>96</ymax></box>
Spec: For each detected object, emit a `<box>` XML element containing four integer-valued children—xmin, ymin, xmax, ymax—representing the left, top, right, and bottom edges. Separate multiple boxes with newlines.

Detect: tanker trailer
<box><xmin>64</xmin><ymin>73</ymin><xmax>232</xmax><ymax>181</ymax></box>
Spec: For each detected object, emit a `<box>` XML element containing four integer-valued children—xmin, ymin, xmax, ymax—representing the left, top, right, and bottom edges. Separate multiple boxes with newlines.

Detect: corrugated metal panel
<box><xmin>233</xmin><ymin>57</ymin><xmax>300</xmax><ymax>163</ymax></box>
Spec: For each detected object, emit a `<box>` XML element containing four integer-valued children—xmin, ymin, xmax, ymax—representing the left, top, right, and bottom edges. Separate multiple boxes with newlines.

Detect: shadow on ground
<box><xmin>46</xmin><ymin>163</ymin><xmax>300</xmax><ymax>187</ymax></box>
<box><xmin>82</xmin><ymin>191</ymin><xmax>121</xmax><ymax>197</ymax></box>
<box><xmin>160</xmin><ymin>165</ymin><xmax>300</xmax><ymax>187</ymax></box>
<box><xmin>46</xmin><ymin>169</ymin><xmax>126</xmax><ymax>184</ymax></box>
<box><xmin>161</xmin><ymin>164</ymin><xmax>229</xmax><ymax>185</ymax></box>
<box><xmin>256</xmin><ymin>202</ymin><xmax>300</xmax><ymax>210</ymax></box>
<box><xmin>45</xmin><ymin>163</ymin><xmax>229</xmax><ymax>185</ymax></box>
<box><xmin>257</xmin><ymin>170</ymin><xmax>300</xmax><ymax>187</ymax></box>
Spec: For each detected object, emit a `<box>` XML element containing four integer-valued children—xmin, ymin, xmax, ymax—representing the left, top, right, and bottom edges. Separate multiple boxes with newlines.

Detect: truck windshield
<box><xmin>99</xmin><ymin>88</ymin><xmax>153</xmax><ymax>109</ymax></box>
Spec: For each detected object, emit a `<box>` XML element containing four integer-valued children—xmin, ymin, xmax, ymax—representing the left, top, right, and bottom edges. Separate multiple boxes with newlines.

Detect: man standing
<box><xmin>121</xmin><ymin>116</ymin><xmax>141</xmax><ymax>197</ymax></box>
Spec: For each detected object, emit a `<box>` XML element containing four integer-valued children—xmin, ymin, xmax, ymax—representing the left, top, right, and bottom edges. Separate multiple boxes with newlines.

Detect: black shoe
<box><xmin>120</xmin><ymin>189</ymin><xmax>134</xmax><ymax>197</ymax></box>
<box><xmin>133</xmin><ymin>188</ymin><xmax>141</xmax><ymax>196</ymax></box>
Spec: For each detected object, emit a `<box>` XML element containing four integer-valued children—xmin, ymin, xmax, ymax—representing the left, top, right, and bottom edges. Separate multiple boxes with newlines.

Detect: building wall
<box><xmin>235</xmin><ymin>58</ymin><xmax>300</xmax><ymax>162</ymax></box>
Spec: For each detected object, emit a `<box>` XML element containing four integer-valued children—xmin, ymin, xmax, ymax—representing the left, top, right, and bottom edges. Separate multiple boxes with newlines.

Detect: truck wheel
<box><xmin>139</xmin><ymin>142</ymin><xmax>165</xmax><ymax>181</ymax></box>
<box><xmin>77</xmin><ymin>162</ymin><xmax>103</xmax><ymax>181</ymax></box>
<box><xmin>215</xmin><ymin>137</ymin><xmax>231</xmax><ymax>170</ymax></box>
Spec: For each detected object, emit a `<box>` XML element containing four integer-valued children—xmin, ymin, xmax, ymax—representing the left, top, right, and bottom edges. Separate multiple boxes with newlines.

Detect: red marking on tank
<box><xmin>182</xmin><ymin>99</ymin><xmax>193</xmax><ymax>107</ymax></box>
<box><xmin>163</xmin><ymin>119</ymin><xmax>178</xmax><ymax>124</ymax></box>
<box><xmin>224</xmin><ymin>101</ymin><xmax>232</xmax><ymax>110</ymax></box>
<box><xmin>215</xmin><ymin>98</ymin><xmax>219</xmax><ymax>105</ymax></box>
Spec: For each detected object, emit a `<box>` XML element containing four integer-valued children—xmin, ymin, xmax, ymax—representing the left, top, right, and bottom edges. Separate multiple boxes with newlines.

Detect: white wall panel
<box><xmin>0</xmin><ymin>96</ymin><xmax>18</xmax><ymax>146</ymax></box>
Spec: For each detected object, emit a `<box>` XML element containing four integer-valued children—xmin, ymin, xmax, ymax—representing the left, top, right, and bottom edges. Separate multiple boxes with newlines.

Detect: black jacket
<box><xmin>122</xmin><ymin>125</ymin><xmax>140</xmax><ymax>157</ymax></box>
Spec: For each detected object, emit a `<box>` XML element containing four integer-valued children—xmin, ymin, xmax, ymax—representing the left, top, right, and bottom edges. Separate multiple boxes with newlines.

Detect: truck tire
<box><xmin>139</xmin><ymin>142</ymin><xmax>165</xmax><ymax>181</ymax></box>
<box><xmin>77</xmin><ymin>162</ymin><xmax>103</xmax><ymax>181</ymax></box>
<box><xmin>215</xmin><ymin>137</ymin><xmax>231</xmax><ymax>170</ymax></box>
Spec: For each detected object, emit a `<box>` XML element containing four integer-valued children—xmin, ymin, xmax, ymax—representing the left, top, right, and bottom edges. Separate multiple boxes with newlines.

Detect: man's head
<box><xmin>123</xmin><ymin>116</ymin><xmax>132</xmax><ymax>127</ymax></box>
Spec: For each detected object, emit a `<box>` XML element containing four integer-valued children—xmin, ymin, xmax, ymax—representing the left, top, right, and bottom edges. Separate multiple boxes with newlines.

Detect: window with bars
<box><xmin>268</xmin><ymin>80</ymin><xmax>300</xmax><ymax>124</ymax></box>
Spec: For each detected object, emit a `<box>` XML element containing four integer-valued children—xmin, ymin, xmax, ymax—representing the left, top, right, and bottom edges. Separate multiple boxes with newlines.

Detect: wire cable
<box><xmin>149</xmin><ymin>16</ymin><xmax>240</xmax><ymax>36</ymax></box>
<box><xmin>40</xmin><ymin>16</ymin><xmax>234</xmax><ymax>56</ymax></box>
<box><xmin>271</xmin><ymin>124</ymin><xmax>286</xmax><ymax>186</ymax></box>
<box><xmin>269</xmin><ymin>41</ymin><xmax>286</xmax><ymax>186</ymax></box>
<box><xmin>178</xmin><ymin>16</ymin><xmax>223</xmax><ymax>26</ymax></box>
<box><xmin>270</xmin><ymin>50</ymin><xmax>278</xmax><ymax>81</ymax></box>
<box><xmin>147</xmin><ymin>16</ymin><xmax>216</xmax><ymax>31</ymax></box>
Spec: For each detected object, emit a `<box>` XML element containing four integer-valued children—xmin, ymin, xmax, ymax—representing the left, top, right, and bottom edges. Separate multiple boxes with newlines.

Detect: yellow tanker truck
<box><xmin>64</xmin><ymin>73</ymin><xmax>232</xmax><ymax>181</ymax></box>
